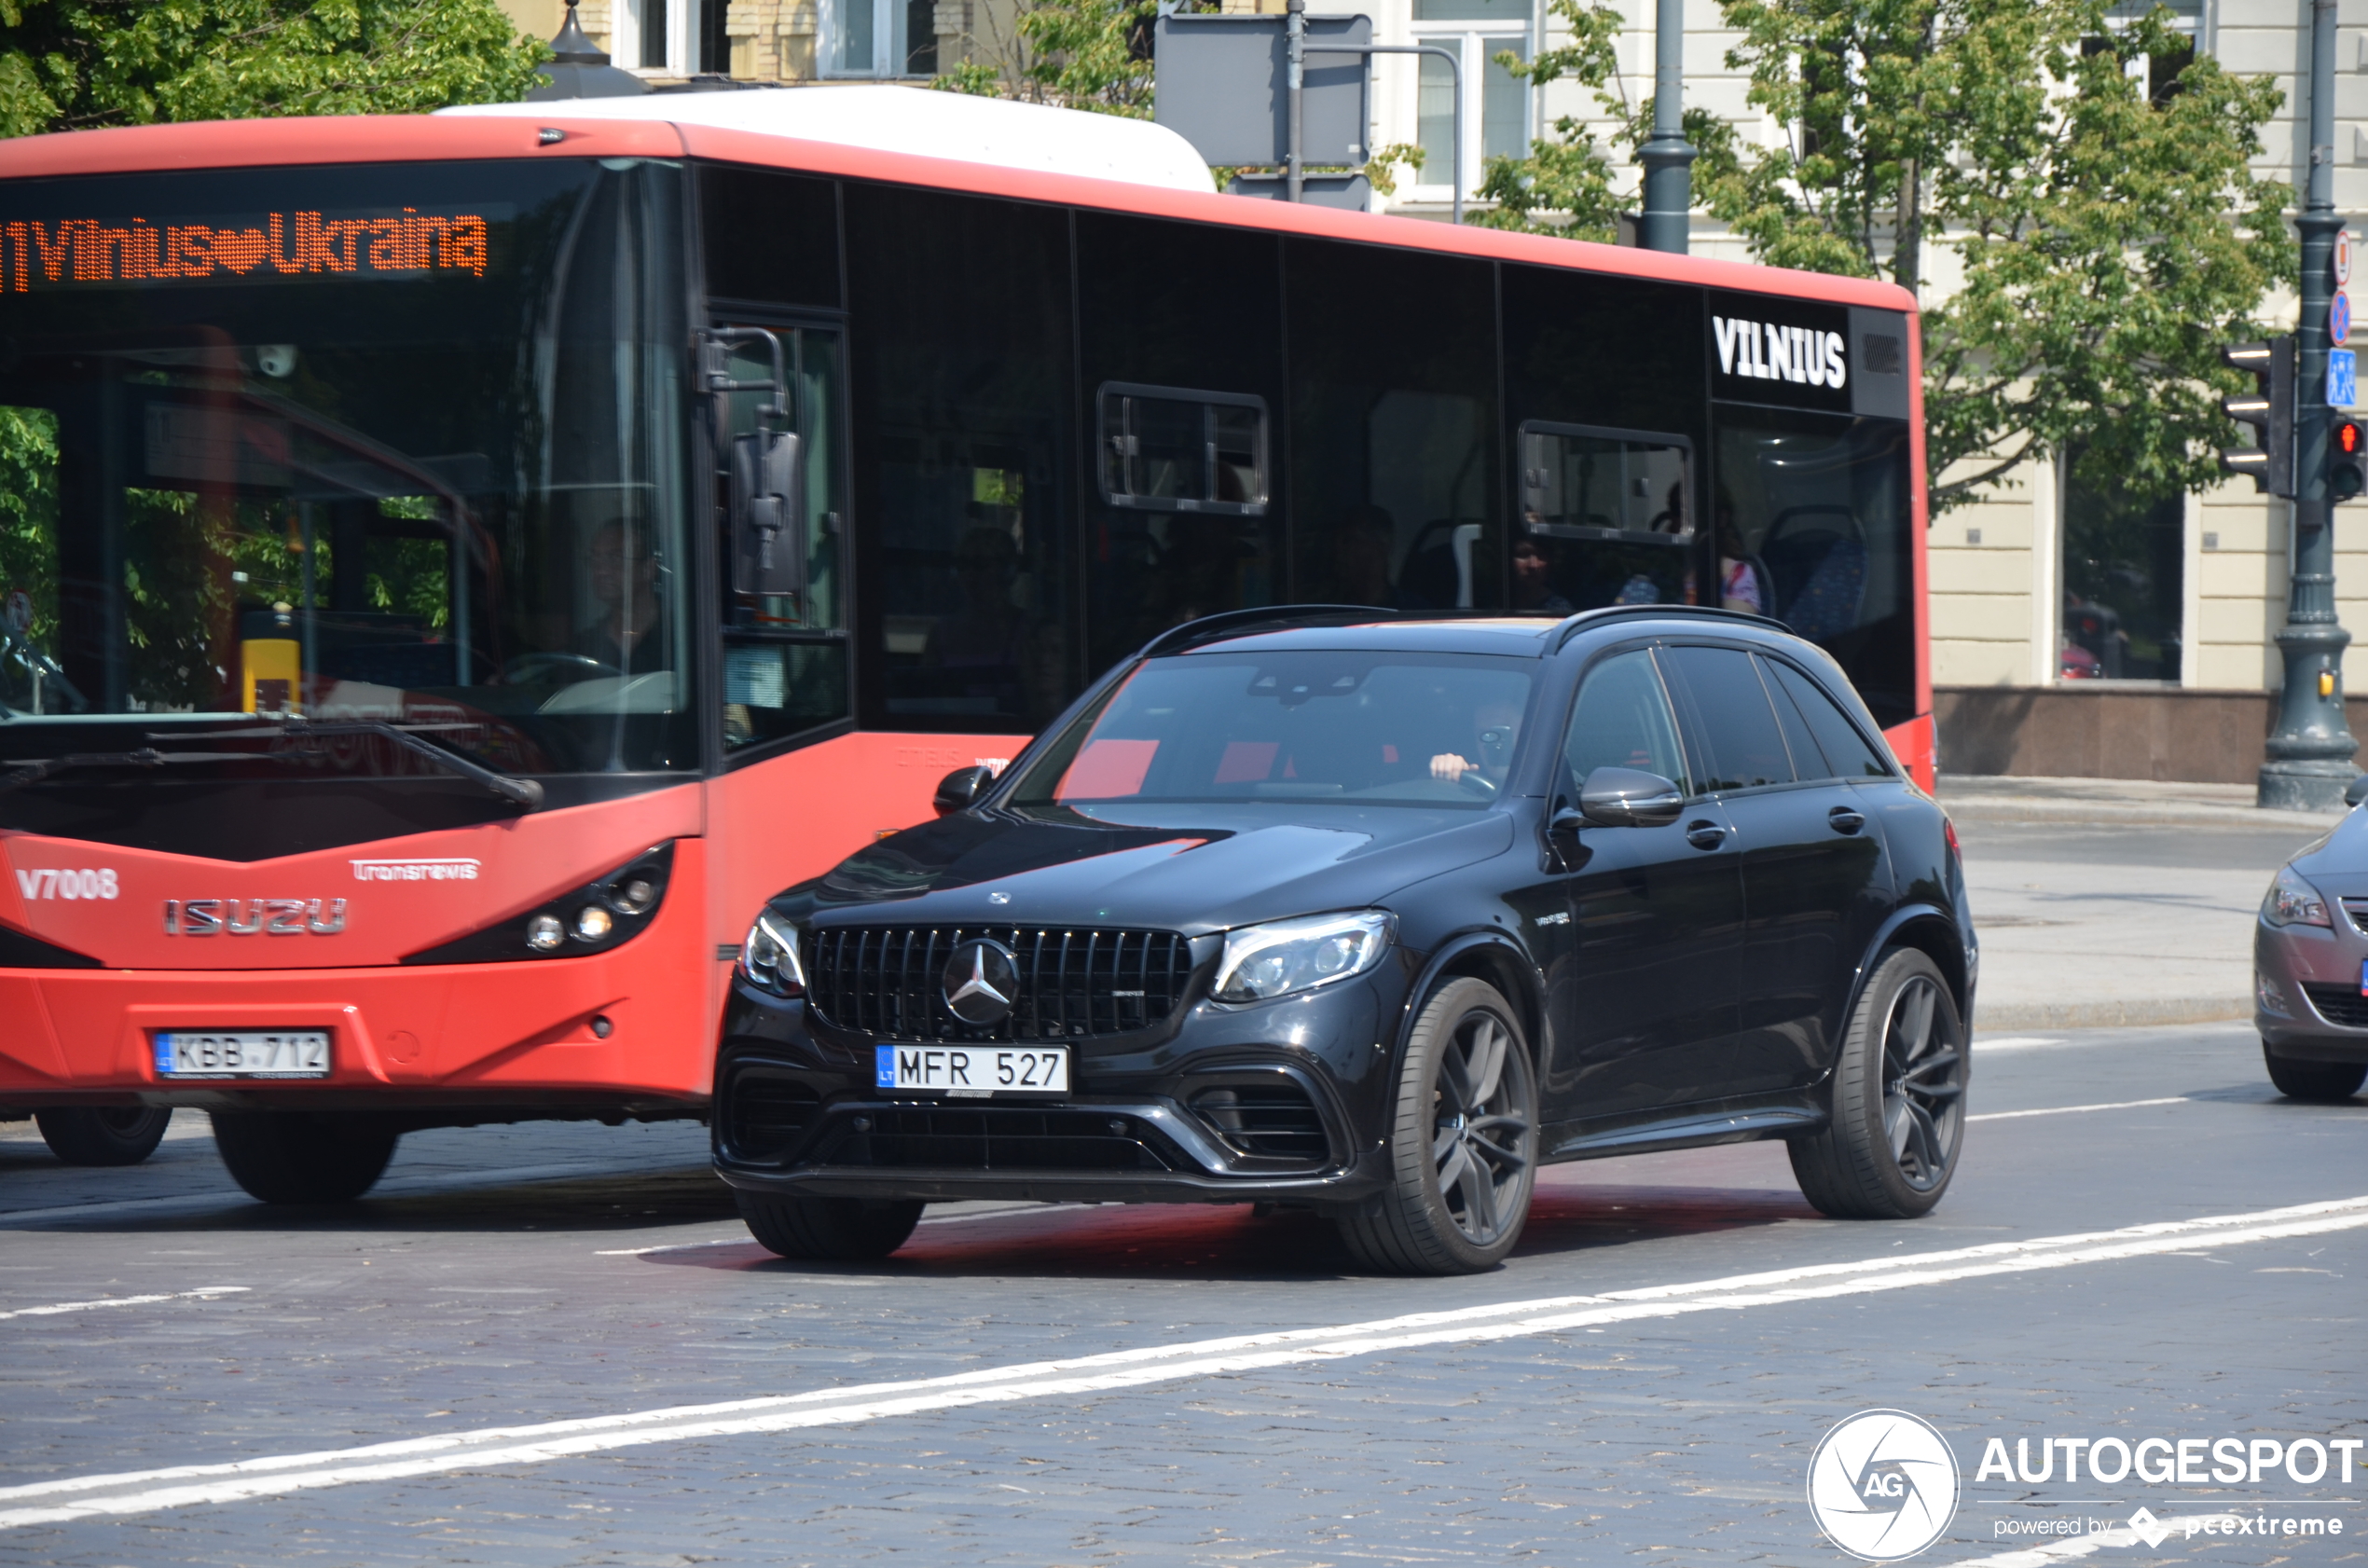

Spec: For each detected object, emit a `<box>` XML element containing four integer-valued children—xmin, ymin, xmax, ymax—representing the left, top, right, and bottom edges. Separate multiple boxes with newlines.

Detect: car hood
<box><xmin>2287</xmin><ymin>811</ymin><xmax>2361</xmax><ymax>893</ymax></box>
<box><xmin>792</xmin><ymin>803</ymin><xmax>1517</xmax><ymax>936</ymax></box>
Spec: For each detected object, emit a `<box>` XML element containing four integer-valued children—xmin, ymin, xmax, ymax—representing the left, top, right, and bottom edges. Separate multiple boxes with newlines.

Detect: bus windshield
<box><xmin>0</xmin><ymin>158</ymin><xmax>695</xmax><ymax>777</ymax></box>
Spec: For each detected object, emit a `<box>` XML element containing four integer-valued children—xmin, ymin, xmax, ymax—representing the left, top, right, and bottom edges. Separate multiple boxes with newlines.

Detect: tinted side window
<box><xmin>698</xmin><ymin>166</ymin><xmax>840</xmax><ymax>309</ymax></box>
<box><xmin>1663</xmin><ymin>644</ymin><xmax>1795</xmax><ymax>791</ymax></box>
<box><xmin>1561</xmin><ymin>649</ymin><xmax>1687</xmax><ymax>796</ymax></box>
<box><xmin>1756</xmin><ymin>653</ymin><xmax>1830</xmax><ymax>780</ymax></box>
<box><xmin>1768</xmin><ymin>657</ymin><xmax>1894</xmax><ymax>778</ymax></box>
<box><xmin>845</xmin><ymin>186</ymin><xmax>1076</xmax><ymax>733</ymax></box>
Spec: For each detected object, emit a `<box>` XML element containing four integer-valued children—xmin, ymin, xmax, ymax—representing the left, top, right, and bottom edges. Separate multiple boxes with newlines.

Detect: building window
<box><xmin>2060</xmin><ymin>454</ymin><xmax>2182</xmax><ymax>682</ymax></box>
<box><xmin>824</xmin><ymin>0</ymin><xmax>939</xmax><ymax>76</ymax></box>
<box><xmin>618</xmin><ymin>0</ymin><xmax>730</xmax><ymax>75</ymax></box>
<box><xmin>1411</xmin><ymin>0</ymin><xmax>1532</xmax><ymax>199</ymax></box>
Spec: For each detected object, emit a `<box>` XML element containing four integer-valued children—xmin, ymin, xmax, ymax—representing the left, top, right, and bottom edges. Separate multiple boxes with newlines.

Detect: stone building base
<box><xmin>1934</xmin><ymin>684</ymin><xmax>2368</xmax><ymax>784</ymax></box>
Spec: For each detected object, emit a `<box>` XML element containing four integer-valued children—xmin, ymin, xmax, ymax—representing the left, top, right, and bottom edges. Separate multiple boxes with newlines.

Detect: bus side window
<box><xmin>718</xmin><ymin>324</ymin><xmax>850</xmax><ymax>754</ymax></box>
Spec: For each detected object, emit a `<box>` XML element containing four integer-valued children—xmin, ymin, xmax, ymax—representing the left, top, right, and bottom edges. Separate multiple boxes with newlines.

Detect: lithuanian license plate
<box><xmin>874</xmin><ymin>1043</ymin><xmax>1069</xmax><ymax>1097</ymax></box>
<box><xmin>153</xmin><ymin>1031</ymin><xmax>331</xmax><ymax>1080</ymax></box>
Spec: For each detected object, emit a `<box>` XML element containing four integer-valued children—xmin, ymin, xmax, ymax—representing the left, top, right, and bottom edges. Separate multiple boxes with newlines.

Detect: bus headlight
<box><xmin>1213</xmin><ymin>911</ymin><xmax>1394</xmax><ymax>1003</ymax></box>
<box><xmin>738</xmin><ymin>909</ymin><xmax>805</xmax><ymax>997</ymax></box>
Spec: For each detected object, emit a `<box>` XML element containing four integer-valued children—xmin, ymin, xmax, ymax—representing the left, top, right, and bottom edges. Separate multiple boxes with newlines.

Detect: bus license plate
<box><xmin>154</xmin><ymin>1031</ymin><xmax>331</xmax><ymax>1080</ymax></box>
<box><xmin>874</xmin><ymin>1044</ymin><xmax>1069</xmax><ymax>1096</ymax></box>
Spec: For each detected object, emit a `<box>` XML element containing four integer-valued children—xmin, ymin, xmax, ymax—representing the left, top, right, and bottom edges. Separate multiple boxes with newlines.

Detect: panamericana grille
<box><xmin>724</xmin><ymin>1072</ymin><xmax>821</xmax><ymax>1162</ymax></box>
<box><xmin>805</xmin><ymin>925</ymin><xmax>1193</xmax><ymax>1041</ymax></box>
<box><xmin>820</xmin><ymin>1106</ymin><xmax>1178</xmax><ymax>1172</ymax></box>
<box><xmin>1191</xmin><ymin>1083</ymin><xmax>1330</xmax><ymax>1164</ymax></box>
<box><xmin>2302</xmin><ymin>983</ymin><xmax>2368</xmax><ymax>1028</ymax></box>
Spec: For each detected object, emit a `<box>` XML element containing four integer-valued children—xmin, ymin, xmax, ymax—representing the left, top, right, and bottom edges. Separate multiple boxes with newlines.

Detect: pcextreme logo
<box><xmin>1808</xmin><ymin>1409</ymin><xmax>1962</xmax><ymax>1562</ymax></box>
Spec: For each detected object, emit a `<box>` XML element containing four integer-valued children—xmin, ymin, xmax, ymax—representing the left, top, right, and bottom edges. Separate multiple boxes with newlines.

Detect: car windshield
<box><xmin>1008</xmin><ymin>651</ymin><xmax>1536</xmax><ymax>808</ymax></box>
<box><xmin>0</xmin><ymin>158</ymin><xmax>695</xmax><ymax>776</ymax></box>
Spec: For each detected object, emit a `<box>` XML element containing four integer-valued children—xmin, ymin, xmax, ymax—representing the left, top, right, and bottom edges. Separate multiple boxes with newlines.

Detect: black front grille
<box><xmin>806</xmin><ymin>926</ymin><xmax>1193</xmax><ymax>1041</ymax></box>
<box><xmin>821</xmin><ymin>1106</ymin><xmax>1177</xmax><ymax>1172</ymax></box>
<box><xmin>1191</xmin><ymin>1083</ymin><xmax>1329</xmax><ymax>1163</ymax></box>
<box><xmin>2303</xmin><ymin>983</ymin><xmax>2368</xmax><ymax>1027</ymax></box>
<box><xmin>725</xmin><ymin>1073</ymin><xmax>821</xmax><ymax>1161</ymax></box>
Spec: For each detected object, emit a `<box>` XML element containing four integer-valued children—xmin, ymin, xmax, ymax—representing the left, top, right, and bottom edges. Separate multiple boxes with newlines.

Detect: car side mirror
<box><xmin>1578</xmin><ymin>766</ymin><xmax>1685</xmax><ymax>828</ymax></box>
<box><xmin>933</xmin><ymin>763</ymin><xmax>994</xmax><ymax>816</ymax></box>
<box><xmin>2347</xmin><ymin>774</ymin><xmax>2368</xmax><ymax>808</ymax></box>
<box><xmin>731</xmin><ymin>426</ymin><xmax>805</xmax><ymax>599</ymax></box>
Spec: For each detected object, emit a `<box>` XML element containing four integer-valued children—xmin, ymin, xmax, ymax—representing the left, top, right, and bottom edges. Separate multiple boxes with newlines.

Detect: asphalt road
<box><xmin>2</xmin><ymin>1011</ymin><xmax>2362</xmax><ymax>1568</ymax></box>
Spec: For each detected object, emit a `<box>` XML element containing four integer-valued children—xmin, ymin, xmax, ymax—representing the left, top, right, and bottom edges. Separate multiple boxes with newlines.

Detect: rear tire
<box><xmin>2262</xmin><ymin>1043</ymin><xmax>2367</xmax><ymax>1102</ymax></box>
<box><xmin>736</xmin><ymin>1190</ymin><xmax>924</xmax><ymax>1260</ymax></box>
<box><xmin>34</xmin><ymin>1107</ymin><xmax>172</xmax><ymax>1166</ymax></box>
<box><xmin>210</xmin><ymin>1112</ymin><xmax>399</xmax><ymax>1204</ymax></box>
<box><xmin>1336</xmin><ymin>977</ymin><xmax>1537</xmax><ymax>1276</ymax></box>
<box><xmin>1789</xmin><ymin>947</ymin><xmax>1965</xmax><ymax>1219</ymax></box>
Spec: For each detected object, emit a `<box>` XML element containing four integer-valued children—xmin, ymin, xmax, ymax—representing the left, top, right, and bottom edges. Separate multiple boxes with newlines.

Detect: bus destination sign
<box><xmin>1706</xmin><ymin>293</ymin><xmax>1855</xmax><ymax>414</ymax></box>
<box><xmin>1</xmin><ymin>208</ymin><xmax>494</xmax><ymax>291</ymax></box>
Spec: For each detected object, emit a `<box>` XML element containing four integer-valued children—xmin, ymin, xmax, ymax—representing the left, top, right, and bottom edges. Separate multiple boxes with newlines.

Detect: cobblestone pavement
<box><xmin>1</xmin><ymin>1022</ymin><xmax>2362</xmax><ymax>1568</ymax></box>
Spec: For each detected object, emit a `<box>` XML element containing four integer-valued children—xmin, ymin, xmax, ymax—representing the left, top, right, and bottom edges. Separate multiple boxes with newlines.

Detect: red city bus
<box><xmin>0</xmin><ymin>92</ymin><xmax>1930</xmax><ymax>1201</ymax></box>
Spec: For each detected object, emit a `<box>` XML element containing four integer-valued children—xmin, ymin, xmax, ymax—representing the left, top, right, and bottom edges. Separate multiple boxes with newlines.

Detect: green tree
<box><xmin>1482</xmin><ymin>0</ymin><xmax>2292</xmax><ymax>512</ymax></box>
<box><xmin>0</xmin><ymin>0</ymin><xmax>546</xmax><ymax>138</ymax></box>
<box><xmin>930</xmin><ymin>0</ymin><xmax>1158</xmax><ymax>115</ymax></box>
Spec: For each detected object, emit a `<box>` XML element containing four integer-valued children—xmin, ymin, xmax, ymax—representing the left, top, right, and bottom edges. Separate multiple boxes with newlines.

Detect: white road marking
<box><xmin>0</xmin><ymin>1287</ymin><xmax>247</xmax><ymax>1322</ymax></box>
<box><xmin>1973</xmin><ymin>1036</ymin><xmax>2068</xmax><ymax>1052</ymax></box>
<box><xmin>1968</xmin><ymin>1097</ymin><xmax>2189</xmax><ymax>1122</ymax></box>
<box><xmin>1957</xmin><ymin>1513</ymin><xmax>2246</xmax><ymax>1566</ymax></box>
<box><xmin>5</xmin><ymin>1195</ymin><xmax>2365</xmax><ymax>1531</ymax></box>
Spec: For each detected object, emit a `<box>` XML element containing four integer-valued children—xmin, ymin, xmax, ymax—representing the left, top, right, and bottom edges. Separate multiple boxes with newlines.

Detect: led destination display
<box><xmin>0</xmin><ymin>207</ymin><xmax>494</xmax><ymax>289</ymax></box>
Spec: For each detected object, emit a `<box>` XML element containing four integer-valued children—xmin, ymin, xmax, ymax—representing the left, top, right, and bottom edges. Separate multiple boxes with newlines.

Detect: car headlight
<box><xmin>2263</xmin><ymin>865</ymin><xmax>2333</xmax><ymax>928</ymax></box>
<box><xmin>1213</xmin><ymin>911</ymin><xmax>1394</xmax><ymax>1003</ymax></box>
<box><xmin>738</xmin><ymin>909</ymin><xmax>806</xmax><ymax>997</ymax></box>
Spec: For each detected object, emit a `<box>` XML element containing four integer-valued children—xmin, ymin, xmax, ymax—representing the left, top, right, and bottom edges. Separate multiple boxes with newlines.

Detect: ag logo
<box><xmin>1807</xmin><ymin>1409</ymin><xmax>1960</xmax><ymax>1561</ymax></box>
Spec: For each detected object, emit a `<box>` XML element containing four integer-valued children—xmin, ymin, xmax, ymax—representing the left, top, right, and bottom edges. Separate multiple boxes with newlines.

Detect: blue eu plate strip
<box><xmin>153</xmin><ymin>1033</ymin><xmax>173</xmax><ymax>1075</ymax></box>
<box><xmin>875</xmin><ymin>1044</ymin><xmax>896</xmax><ymax>1088</ymax></box>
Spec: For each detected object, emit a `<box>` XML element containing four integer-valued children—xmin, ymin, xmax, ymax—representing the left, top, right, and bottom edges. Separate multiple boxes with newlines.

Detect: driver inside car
<box><xmin>1428</xmin><ymin>700</ymin><xmax>1523</xmax><ymax>788</ymax></box>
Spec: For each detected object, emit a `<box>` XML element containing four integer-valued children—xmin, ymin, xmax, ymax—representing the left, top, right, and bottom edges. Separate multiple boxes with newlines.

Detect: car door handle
<box><xmin>1685</xmin><ymin>819</ymin><xmax>1727</xmax><ymax>850</ymax></box>
<box><xmin>1828</xmin><ymin>806</ymin><xmax>1865</xmax><ymax>835</ymax></box>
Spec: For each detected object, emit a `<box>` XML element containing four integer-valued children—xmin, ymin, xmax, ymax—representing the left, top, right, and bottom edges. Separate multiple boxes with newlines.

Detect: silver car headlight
<box><xmin>1213</xmin><ymin>911</ymin><xmax>1394</xmax><ymax>1003</ymax></box>
<box><xmin>2263</xmin><ymin>865</ymin><xmax>2332</xmax><ymax>928</ymax></box>
<box><xmin>737</xmin><ymin>909</ymin><xmax>806</xmax><ymax>996</ymax></box>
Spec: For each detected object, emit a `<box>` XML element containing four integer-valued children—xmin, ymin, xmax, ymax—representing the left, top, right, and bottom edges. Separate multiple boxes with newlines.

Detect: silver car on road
<box><xmin>2254</xmin><ymin>802</ymin><xmax>2368</xmax><ymax>1101</ymax></box>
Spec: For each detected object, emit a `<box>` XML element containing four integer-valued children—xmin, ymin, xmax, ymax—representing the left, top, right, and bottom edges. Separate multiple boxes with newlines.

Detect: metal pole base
<box><xmin>2258</xmin><ymin>761</ymin><xmax>2357</xmax><ymax>813</ymax></box>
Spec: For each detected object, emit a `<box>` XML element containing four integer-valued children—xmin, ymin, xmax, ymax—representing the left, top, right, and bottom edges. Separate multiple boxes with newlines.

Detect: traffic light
<box><xmin>2221</xmin><ymin>337</ymin><xmax>2296</xmax><ymax>498</ymax></box>
<box><xmin>2333</xmin><ymin>419</ymin><xmax>2368</xmax><ymax>502</ymax></box>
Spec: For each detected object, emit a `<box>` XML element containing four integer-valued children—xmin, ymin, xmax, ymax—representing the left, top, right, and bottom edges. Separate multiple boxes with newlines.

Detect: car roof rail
<box><xmin>1136</xmin><ymin>604</ymin><xmax>1402</xmax><ymax>658</ymax></box>
<box><xmin>1549</xmin><ymin>603</ymin><xmax>1789</xmax><ymax>653</ymax></box>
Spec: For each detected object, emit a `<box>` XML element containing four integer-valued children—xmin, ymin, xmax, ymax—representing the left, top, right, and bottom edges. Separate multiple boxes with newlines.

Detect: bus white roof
<box><xmin>439</xmin><ymin>85</ymin><xmax>1217</xmax><ymax>195</ymax></box>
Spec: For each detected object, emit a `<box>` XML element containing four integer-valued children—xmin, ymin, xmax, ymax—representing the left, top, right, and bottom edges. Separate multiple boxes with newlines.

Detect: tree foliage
<box><xmin>931</xmin><ymin>0</ymin><xmax>1159</xmax><ymax>116</ymax></box>
<box><xmin>0</xmin><ymin>0</ymin><xmax>546</xmax><ymax>138</ymax></box>
<box><xmin>1482</xmin><ymin>0</ymin><xmax>2292</xmax><ymax>511</ymax></box>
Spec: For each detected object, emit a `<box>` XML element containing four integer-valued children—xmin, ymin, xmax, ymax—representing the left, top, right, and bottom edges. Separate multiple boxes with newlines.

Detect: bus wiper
<box><xmin>0</xmin><ymin>749</ymin><xmax>250</xmax><ymax>795</ymax></box>
<box><xmin>184</xmin><ymin>719</ymin><xmax>544</xmax><ymax>811</ymax></box>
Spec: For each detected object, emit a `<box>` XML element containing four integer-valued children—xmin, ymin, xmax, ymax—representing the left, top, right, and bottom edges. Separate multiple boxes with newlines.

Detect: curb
<box><xmin>1942</xmin><ymin>799</ymin><xmax>2339</xmax><ymax>833</ymax></box>
<box><xmin>1977</xmin><ymin>997</ymin><xmax>2254</xmax><ymax>1031</ymax></box>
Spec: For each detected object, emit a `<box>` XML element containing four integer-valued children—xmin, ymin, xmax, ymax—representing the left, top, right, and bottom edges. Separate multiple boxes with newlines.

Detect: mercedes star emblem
<box><xmin>942</xmin><ymin>937</ymin><xmax>1019</xmax><ymax>1026</ymax></box>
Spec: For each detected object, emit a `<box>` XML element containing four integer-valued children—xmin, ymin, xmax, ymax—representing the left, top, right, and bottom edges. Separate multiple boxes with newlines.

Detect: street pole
<box><xmin>2261</xmin><ymin>0</ymin><xmax>2359</xmax><ymax>811</ymax></box>
<box><xmin>1635</xmin><ymin>0</ymin><xmax>1694</xmax><ymax>253</ymax></box>
<box><xmin>1286</xmin><ymin>0</ymin><xmax>1306</xmax><ymax>204</ymax></box>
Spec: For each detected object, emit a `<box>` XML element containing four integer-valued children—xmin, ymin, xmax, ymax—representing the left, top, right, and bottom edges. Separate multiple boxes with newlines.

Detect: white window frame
<box><xmin>614</xmin><ymin>0</ymin><xmax>693</xmax><ymax>76</ymax></box>
<box><xmin>1405</xmin><ymin>27</ymin><xmax>1533</xmax><ymax>201</ymax></box>
<box><xmin>819</xmin><ymin>0</ymin><xmax>927</xmax><ymax>78</ymax></box>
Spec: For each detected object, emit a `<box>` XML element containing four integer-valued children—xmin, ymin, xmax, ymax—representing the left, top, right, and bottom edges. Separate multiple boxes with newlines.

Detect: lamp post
<box><xmin>2260</xmin><ymin>0</ymin><xmax>2358</xmax><ymax>811</ymax></box>
<box><xmin>1635</xmin><ymin>0</ymin><xmax>1694</xmax><ymax>253</ymax></box>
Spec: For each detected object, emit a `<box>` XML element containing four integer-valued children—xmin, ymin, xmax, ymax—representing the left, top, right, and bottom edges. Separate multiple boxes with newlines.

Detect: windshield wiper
<box><xmin>0</xmin><ymin>749</ymin><xmax>251</xmax><ymax>796</ymax></box>
<box><xmin>180</xmin><ymin>720</ymin><xmax>544</xmax><ymax>810</ymax></box>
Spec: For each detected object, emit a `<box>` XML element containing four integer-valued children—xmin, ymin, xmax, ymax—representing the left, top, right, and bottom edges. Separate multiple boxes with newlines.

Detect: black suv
<box><xmin>713</xmin><ymin>608</ymin><xmax>1976</xmax><ymax>1274</ymax></box>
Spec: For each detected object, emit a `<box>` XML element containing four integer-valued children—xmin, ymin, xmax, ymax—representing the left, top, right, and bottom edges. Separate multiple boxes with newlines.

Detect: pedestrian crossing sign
<box><xmin>2332</xmin><ymin>349</ymin><xmax>2358</xmax><ymax>409</ymax></box>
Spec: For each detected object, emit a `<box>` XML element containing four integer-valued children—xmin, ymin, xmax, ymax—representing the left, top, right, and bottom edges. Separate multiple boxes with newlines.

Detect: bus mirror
<box><xmin>731</xmin><ymin>427</ymin><xmax>805</xmax><ymax>598</ymax></box>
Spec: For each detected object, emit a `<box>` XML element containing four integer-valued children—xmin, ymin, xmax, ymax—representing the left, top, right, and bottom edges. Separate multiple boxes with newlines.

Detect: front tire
<box><xmin>1337</xmin><ymin>977</ymin><xmax>1537</xmax><ymax>1275</ymax></box>
<box><xmin>1789</xmin><ymin>947</ymin><xmax>1965</xmax><ymax>1219</ymax></box>
<box><xmin>2262</xmin><ymin>1042</ymin><xmax>2367</xmax><ymax>1102</ymax></box>
<box><xmin>35</xmin><ymin>1107</ymin><xmax>172</xmax><ymax>1166</ymax></box>
<box><xmin>210</xmin><ymin>1112</ymin><xmax>399</xmax><ymax>1204</ymax></box>
<box><xmin>737</xmin><ymin>1191</ymin><xmax>925</xmax><ymax>1260</ymax></box>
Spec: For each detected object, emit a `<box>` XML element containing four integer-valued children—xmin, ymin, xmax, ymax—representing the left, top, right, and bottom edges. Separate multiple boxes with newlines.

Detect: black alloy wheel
<box><xmin>210</xmin><ymin>1111</ymin><xmax>400</xmax><ymax>1204</ymax></box>
<box><xmin>737</xmin><ymin>1191</ymin><xmax>926</xmax><ymax>1260</ymax></box>
<box><xmin>34</xmin><ymin>1106</ymin><xmax>172</xmax><ymax>1166</ymax></box>
<box><xmin>1339</xmin><ymin>977</ymin><xmax>1537</xmax><ymax>1275</ymax></box>
<box><xmin>2261</xmin><ymin>1043</ymin><xmax>2367</xmax><ymax>1103</ymax></box>
<box><xmin>1790</xmin><ymin>947</ymin><xmax>1966</xmax><ymax>1219</ymax></box>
